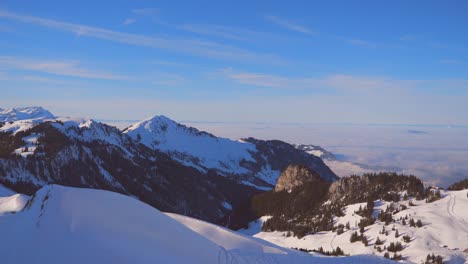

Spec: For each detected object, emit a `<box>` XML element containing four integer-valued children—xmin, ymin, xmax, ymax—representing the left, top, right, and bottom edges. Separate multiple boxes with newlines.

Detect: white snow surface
<box><xmin>124</xmin><ymin>115</ymin><xmax>259</xmax><ymax>177</ymax></box>
<box><xmin>0</xmin><ymin>193</ymin><xmax>29</xmax><ymax>216</ymax></box>
<box><xmin>0</xmin><ymin>183</ymin><xmax>29</xmax><ymax>216</ymax></box>
<box><xmin>242</xmin><ymin>190</ymin><xmax>468</xmax><ymax>264</ymax></box>
<box><xmin>0</xmin><ymin>185</ymin><xmax>392</xmax><ymax>264</ymax></box>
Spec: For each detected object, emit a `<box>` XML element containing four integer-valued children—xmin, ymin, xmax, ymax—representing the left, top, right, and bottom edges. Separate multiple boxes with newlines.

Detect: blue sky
<box><xmin>0</xmin><ymin>0</ymin><xmax>467</xmax><ymax>124</ymax></box>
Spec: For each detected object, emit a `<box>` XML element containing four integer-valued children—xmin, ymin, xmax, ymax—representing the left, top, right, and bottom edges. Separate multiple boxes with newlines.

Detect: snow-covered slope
<box><xmin>0</xmin><ymin>185</ymin><xmax>392</xmax><ymax>264</ymax></box>
<box><xmin>241</xmin><ymin>190</ymin><xmax>468</xmax><ymax>264</ymax></box>
<box><xmin>0</xmin><ymin>183</ymin><xmax>29</xmax><ymax>216</ymax></box>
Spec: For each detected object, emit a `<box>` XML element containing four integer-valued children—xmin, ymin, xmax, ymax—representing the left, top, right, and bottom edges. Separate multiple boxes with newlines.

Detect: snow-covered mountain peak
<box><xmin>0</xmin><ymin>106</ymin><xmax>56</xmax><ymax>134</ymax></box>
<box><xmin>0</xmin><ymin>106</ymin><xmax>55</xmax><ymax>122</ymax></box>
<box><xmin>124</xmin><ymin>114</ymin><xmax>258</xmax><ymax>177</ymax></box>
<box><xmin>124</xmin><ymin>114</ymin><xmax>215</xmax><ymax>138</ymax></box>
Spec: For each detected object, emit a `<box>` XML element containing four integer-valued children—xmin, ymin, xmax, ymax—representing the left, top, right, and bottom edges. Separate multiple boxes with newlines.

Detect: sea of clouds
<box><xmin>179</xmin><ymin>122</ymin><xmax>468</xmax><ymax>188</ymax></box>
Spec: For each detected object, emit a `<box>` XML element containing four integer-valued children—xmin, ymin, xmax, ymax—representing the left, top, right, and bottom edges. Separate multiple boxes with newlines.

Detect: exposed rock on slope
<box><xmin>275</xmin><ymin>164</ymin><xmax>322</xmax><ymax>192</ymax></box>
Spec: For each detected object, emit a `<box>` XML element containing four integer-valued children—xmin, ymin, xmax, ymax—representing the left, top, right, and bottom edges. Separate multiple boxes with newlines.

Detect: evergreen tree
<box><xmin>416</xmin><ymin>219</ymin><xmax>423</xmax><ymax>227</ymax></box>
<box><xmin>375</xmin><ymin>236</ymin><xmax>383</xmax><ymax>245</ymax></box>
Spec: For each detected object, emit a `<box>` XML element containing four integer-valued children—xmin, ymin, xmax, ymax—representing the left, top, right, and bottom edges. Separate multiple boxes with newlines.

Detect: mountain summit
<box><xmin>0</xmin><ymin>106</ymin><xmax>55</xmax><ymax>122</ymax></box>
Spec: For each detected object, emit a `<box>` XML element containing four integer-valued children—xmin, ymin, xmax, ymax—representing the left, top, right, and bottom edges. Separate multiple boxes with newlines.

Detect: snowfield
<box><xmin>0</xmin><ymin>184</ymin><xmax>393</xmax><ymax>264</ymax></box>
<box><xmin>241</xmin><ymin>190</ymin><xmax>468</xmax><ymax>264</ymax></box>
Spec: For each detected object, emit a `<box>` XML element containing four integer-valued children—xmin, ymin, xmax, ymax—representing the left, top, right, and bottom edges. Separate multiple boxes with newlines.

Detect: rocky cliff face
<box><xmin>275</xmin><ymin>164</ymin><xmax>322</xmax><ymax>192</ymax></box>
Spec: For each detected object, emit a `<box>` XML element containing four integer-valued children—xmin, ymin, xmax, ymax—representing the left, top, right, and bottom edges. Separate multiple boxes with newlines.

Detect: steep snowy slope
<box><xmin>0</xmin><ymin>185</ymin><xmax>392</xmax><ymax>264</ymax></box>
<box><xmin>241</xmin><ymin>190</ymin><xmax>468</xmax><ymax>264</ymax></box>
<box><xmin>124</xmin><ymin>116</ymin><xmax>337</xmax><ymax>188</ymax></box>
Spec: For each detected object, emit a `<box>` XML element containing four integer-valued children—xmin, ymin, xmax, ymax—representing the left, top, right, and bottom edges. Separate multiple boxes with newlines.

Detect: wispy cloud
<box><xmin>220</xmin><ymin>68</ymin><xmax>316</xmax><ymax>89</ymax></box>
<box><xmin>0</xmin><ymin>56</ymin><xmax>126</xmax><ymax>80</ymax></box>
<box><xmin>18</xmin><ymin>75</ymin><xmax>80</xmax><ymax>84</ymax></box>
<box><xmin>0</xmin><ymin>9</ymin><xmax>285</xmax><ymax>65</ymax></box>
<box><xmin>151</xmin><ymin>60</ymin><xmax>188</xmax><ymax>67</ymax></box>
<box><xmin>121</xmin><ymin>8</ymin><xmax>158</xmax><ymax>26</ymax></box>
<box><xmin>178</xmin><ymin>24</ymin><xmax>270</xmax><ymax>41</ymax></box>
<box><xmin>131</xmin><ymin>8</ymin><xmax>159</xmax><ymax>16</ymax></box>
<box><xmin>220</xmin><ymin>68</ymin><xmax>468</xmax><ymax>94</ymax></box>
<box><xmin>264</xmin><ymin>15</ymin><xmax>316</xmax><ymax>35</ymax></box>
<box><xmin>122</xmin><ymin>18</ymin><xmax>136</xmax><ymax>26</ymax></box>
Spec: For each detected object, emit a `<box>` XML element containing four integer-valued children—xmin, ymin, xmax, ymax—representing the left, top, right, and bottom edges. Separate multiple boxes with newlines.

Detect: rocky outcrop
<box><xmin>275</xmin><ymin>164</ymin><xmax>322</xmax><ymax>192</ymax></box>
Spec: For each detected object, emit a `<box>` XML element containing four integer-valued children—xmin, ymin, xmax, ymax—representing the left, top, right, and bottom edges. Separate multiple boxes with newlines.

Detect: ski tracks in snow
<box><xmin>445</xmin><ymin>193</ymin><xmax>468</xmax><ymax>235</ymax></box>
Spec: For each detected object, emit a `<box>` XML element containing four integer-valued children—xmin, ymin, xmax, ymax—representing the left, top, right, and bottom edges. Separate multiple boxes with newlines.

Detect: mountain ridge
<box><xmin>0</xmin><ymin>106</ymin><xmax>336</xmax><ymax>225</ymax></box>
